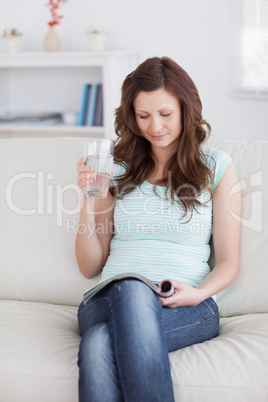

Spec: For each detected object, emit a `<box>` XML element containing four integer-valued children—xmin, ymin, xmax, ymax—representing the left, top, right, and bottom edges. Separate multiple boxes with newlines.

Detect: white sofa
<box><xmin>0</xmin><ymin>136</ymin><xmax>267</xmax><ymax>402</ymax></box>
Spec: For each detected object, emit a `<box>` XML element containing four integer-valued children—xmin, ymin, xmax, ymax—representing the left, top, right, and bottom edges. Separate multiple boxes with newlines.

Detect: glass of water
<box><xmin>83</xmin><ymin>138</ymin><xmax>114</xmax><ymax>198</ymax></box>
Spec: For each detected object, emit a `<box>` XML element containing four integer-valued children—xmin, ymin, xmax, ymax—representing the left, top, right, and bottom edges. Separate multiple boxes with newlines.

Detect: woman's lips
<box><xmin>151</xmin><ymin>134</ymin><xmax>168</xmax><ymax>140</ymax></box>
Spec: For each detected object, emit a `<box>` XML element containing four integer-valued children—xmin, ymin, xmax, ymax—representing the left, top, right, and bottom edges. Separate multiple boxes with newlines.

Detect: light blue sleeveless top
<box><xmin>100</xmin><ymin>144</ymin><xmax>232</xmax><ymax>288</ymax></box>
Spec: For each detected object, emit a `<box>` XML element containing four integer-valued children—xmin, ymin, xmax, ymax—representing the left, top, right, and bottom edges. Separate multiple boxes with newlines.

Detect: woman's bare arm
<box><xmin>75</xmin><ymin>158</ymin><xmax>115</xmax><ymax>278</ymax></box>
<box><xmin>160</xmin><ymin>162</ymin><xmax>241</xmax><ymax>307</ymax></box>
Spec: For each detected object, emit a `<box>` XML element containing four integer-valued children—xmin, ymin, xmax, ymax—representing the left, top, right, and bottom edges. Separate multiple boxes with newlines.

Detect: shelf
<box><xmin>0</xmin><ymin>51</ymin><xmax>139</xmax><ymax>139</ymax></box>
<box><xmin>0</xmin><ymin>51</ymin><xmax>139</xmax><ymax>68</ymax></box>
<box><xmin>0</xmin><ymin>124</ymin><xmax>105</xmax><ymax>139</ymax></box>
<box><xmin>0</xmin><ymin>124</ymin><xmax>105</xmax><ymax>133</ymax></box>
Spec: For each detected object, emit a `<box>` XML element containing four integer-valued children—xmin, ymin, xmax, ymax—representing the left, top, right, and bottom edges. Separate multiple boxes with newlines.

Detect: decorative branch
<box><xmin>47</xmin><ymin>0</ymin><xmax>68</xmax><ymax>27</ymax></box>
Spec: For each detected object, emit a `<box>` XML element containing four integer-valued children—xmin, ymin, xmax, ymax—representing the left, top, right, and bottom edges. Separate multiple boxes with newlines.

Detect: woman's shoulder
<box><xmin>112</xmin><ymin>161</ymin><xmax>128</xmax><ymax>176</ymax></box>
<box><xmin>201</xmin><ymin>143</ymin><xmax>232</xmax><ymax>163</ymax></box>
<box><xmin>110</xmin><ymin>161</ymin><xmax>128</xmax><ymax>186</ymax></box>
<box><xmin>201</xmin><ymin>143</ymin><xmax>233</xmax><ymax>190</ymax></box>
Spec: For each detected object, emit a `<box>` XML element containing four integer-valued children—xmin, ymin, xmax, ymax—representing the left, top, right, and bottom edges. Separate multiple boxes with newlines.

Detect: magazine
<box><xmin>0</xmin><ymin>111</ymin><xmax>62</xmax><ymax>124</ymax></box>
<box><xmin>83</xmin><ymin>273</ymin><xmax>174</xmax><ymax>304</ymax></box>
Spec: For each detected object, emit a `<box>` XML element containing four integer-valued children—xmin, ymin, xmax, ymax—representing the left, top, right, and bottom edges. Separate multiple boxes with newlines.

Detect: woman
<box><xmin>75</xmin><ymin>56</ymin><xmax>241</xmax><ymax>402</ymax></box>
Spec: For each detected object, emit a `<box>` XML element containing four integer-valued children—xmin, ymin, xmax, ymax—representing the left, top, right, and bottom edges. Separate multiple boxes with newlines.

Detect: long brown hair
<box><xmin>110</xmin><ymin>56</ymin><xmax>214</xmax><ymax>218</ymax></box>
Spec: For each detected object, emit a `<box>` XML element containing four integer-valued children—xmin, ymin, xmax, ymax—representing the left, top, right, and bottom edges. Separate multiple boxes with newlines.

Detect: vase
<box><xmin>44</xmin><ymin>27</ymin><xmax>60</xmax><ymax>52</ymax></box>
<box><xmin>5</xmin><ymin>35</ymin><xmax>21</xmax><ymax>53</ymax></box>
<box><xmin>88</xmin><ymin>32</ymin><xmax>107</xmax><ymax>52</ymax></box>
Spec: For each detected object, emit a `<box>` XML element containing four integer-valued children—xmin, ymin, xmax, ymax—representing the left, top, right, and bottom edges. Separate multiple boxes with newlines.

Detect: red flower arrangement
<box><xmin>47</xmin><ymin>0</ymin><xmax>68</xmax><ymax>27</ymax></box>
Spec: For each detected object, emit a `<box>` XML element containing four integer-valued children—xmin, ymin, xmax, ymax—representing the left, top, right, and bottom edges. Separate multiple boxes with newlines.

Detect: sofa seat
<box><xmin>171</xmin><ymin>314</ymin><xmax>268</xmax><ymax>402</ymax></box>
<box><xmin>1</xmin><ymin>299</ymin><xmax>267</xmax><ymax>402</ymax></box>
<box><xmin>0</xmin><ymin>300</ymin><xmax>80</xmax><ymax>402</ymax></box>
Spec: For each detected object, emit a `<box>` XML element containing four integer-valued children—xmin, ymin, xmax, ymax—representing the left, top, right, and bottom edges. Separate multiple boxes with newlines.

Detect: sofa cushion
<box><xmin>171</xmin><ymin>313</ymin><xmax>268</xmax><ymax>402</ymax></box>
<box><xmin>207</xmin><ymin>138</ymin><xmax>268</xmax><ymax>317</ymax></box>
<box><xmin>1</xmin><ymin>300</ymin><xmax>267</xmax><ymax>402</ymax></box>
<box><xmin>0</xmin><ymin>300</ymin><xmax>80</xmax><ymax>402</ymax></box>
<box><xmin>0</xmin><ymin>138</ymin><xmax>99</xmax><ymax>306</ymax></box>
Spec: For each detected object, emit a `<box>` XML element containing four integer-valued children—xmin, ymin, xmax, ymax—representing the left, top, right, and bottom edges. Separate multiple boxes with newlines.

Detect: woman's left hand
<box><xmin>159</xmin><ymin>280</ymin><xmax>205</xmax><ymax>308</ymax></box>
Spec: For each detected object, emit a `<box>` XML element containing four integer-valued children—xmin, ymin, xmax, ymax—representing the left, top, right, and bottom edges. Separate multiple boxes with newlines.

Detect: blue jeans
<box><xmin>77</xmin><ymin>279</ymin><xmax>219</xmax><ymax>402</ymax></box>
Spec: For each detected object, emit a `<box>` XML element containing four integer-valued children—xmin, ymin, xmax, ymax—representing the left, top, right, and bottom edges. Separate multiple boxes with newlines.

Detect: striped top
<box><xmin>100</xmin><ymin>144</ymin><xmax>232</xmax><ymax>288</ymax></box>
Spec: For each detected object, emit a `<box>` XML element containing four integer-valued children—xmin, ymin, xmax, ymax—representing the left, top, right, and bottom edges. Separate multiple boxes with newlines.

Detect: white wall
<box><xmin>1</xmin><ymin>0</ymin><xmax>267</xmax><ymax>141</ymax></box>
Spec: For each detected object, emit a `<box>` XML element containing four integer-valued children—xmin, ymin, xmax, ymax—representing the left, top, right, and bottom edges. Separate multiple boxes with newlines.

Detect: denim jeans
<box><xmin>77</xmin><ymin>279</ymin><xmax>219</xmax><ymax>402</ymax></box>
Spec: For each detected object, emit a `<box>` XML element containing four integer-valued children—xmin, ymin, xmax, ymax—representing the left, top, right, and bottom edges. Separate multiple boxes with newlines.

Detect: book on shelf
<box><xmin>0</xmin><ymin>112</ymin><xmax>62</xmax><ymax>125</ymax></box>
<box><xmin>83</xmin><ymin>273</ymin><xmax>174</xmax><ymax>305</ymax></box>
<box><xmin>82</xmin><ymin>85</ymin><xmax>91</xmax><ymax>125</ymax></box>
<box><xmin>78</xmin><ymin>84</ymin><xmax>90</xmax><ymax>126</ymax></box>
<box><xmin>78</xmin><ymin>83</ymin><xmax>103</xmax><ymax>127</ymax></box>
<box><xmin>94</xmin><ymin>84</ymin><xmax>103</xmax><ymax>126</ymax></box>
<box><xmin>85</xmin><ymin>84</ymin><xmax>98</xmax><ymax>126</ymax></box>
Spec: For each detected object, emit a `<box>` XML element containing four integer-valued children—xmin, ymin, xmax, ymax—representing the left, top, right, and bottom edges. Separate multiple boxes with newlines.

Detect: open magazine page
<box><xmin>83</xmin><ymin>273</ymin><xmax>174</xmax><ymax>304</ymax></box>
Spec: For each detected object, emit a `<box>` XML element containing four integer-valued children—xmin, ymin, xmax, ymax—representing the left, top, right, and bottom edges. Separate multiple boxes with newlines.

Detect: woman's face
<box><xmin>133</xmin><ymin>87</ymin><xmax>183</xmax><ymax>152</ymax></box>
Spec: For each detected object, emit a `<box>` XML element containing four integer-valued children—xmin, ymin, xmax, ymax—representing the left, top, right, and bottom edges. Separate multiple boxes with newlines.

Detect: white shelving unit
<box><xmin>0</xmin><ymin>51</ymin><xmax>139</xmax><ymax>139</ymax></box>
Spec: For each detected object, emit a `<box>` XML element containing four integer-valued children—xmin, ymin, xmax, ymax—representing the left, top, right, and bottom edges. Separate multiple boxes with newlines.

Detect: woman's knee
<box><xmin>106</xmin><ymin>280</ymin><xmax>164</xmax><ymax>342</ymax></box>
<box><xmin>108</xmin><ymin>279</ymin><xmax>160</xmax><ymax>309</ymax></box>
<box><xmin>78</xmin><ymin>323</ymin><xmax>111</xmax><ymax>368</ymax></box>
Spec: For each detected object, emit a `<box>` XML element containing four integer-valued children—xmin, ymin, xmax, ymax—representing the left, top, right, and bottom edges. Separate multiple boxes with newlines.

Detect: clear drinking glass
<box><xmin>83</xmin><ymin>138</ymin><xmax>114</xmax><ymax>198</ymax></box>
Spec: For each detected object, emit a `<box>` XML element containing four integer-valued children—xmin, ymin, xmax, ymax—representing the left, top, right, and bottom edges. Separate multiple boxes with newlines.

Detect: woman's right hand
<box><xmin>77</xmin><ymin>157</ymin><xmax>95</xmax><ymax>195</ymax></box>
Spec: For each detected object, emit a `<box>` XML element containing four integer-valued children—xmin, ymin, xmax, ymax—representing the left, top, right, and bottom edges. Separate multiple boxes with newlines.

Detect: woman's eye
<box><xmin>140</xmin><ymin>115</ymin><xmax>149</xmax><ymax>119</ymax></box>
<box><xmin>162</xmin><ymin>113</ymin><xmax>171</xmax><ymax>117</ymax></box>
